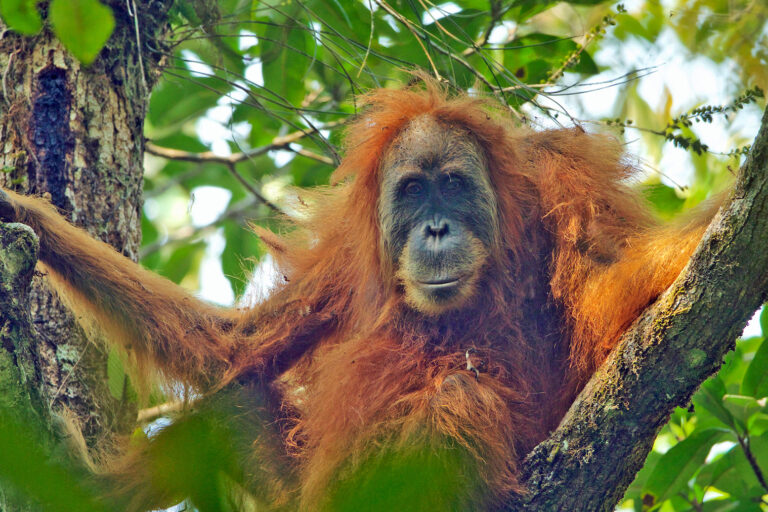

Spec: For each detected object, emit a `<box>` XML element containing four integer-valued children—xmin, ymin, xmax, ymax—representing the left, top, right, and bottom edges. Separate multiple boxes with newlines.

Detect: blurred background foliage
<box><xmin>1</xmin><ymin>0</ymin><xmax>768</xmax><ymax>510</ymax></box>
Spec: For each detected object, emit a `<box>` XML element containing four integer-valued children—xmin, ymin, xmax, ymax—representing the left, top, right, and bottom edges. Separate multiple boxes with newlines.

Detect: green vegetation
<box><xmin>0</xmin><ymin>0</ymin><xmax>766</xmax><ymax>510</ymax></box>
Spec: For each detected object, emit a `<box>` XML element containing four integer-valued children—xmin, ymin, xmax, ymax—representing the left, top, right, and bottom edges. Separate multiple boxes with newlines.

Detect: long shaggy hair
<box><xmin>4</xmin><ymin>78</ymin><xmax>716</xmax><ymax>510</ymax></box>
<box><xmin>227</xmin><ymin>80</ymin><xmax>715</xmax><ymax>507</ymax></box>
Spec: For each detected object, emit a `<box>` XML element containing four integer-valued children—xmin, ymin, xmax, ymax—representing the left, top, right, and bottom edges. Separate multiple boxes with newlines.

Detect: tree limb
<box><xmin>136</xmin><ymin>400</ymin><xmax>184</xmax><ymax>423</ymax></box>
<box><xmin>145</xmin><ymin>120</ymin><xmax>342</xmax><ymax>167</ymax></box>
<box><xmin>139</xmin><ymin>197</ymin><xmax>258</xmax><ymax>258</ymax></box>
<box><xmin>510</xmin><ymin>104</ymin><xmax>768</xmax><ymax>511</ymax></box>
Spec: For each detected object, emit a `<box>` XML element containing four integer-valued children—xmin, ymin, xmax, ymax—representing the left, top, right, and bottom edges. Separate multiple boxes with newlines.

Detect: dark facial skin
<box><xmin>378</xmin><ymin>116</ymin><xmax>499</xmax><ymax>314</ymax></box>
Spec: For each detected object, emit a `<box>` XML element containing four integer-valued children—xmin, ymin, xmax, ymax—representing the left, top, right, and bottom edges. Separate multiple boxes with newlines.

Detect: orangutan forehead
<box><xmin>381</xmin><ymin>115</ymin><xmax>485</xmax><ymax>175</ymax></box>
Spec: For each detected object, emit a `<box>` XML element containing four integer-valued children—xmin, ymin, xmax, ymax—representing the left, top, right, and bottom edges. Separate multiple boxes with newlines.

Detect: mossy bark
<box><xmin>0</xmin><ymin>1</ymin><xmax>173</xmax><ymax>450</ymax></box>
<box><xmin>0</xmin><ymin>223</ymin><xmax>48</xmax><ymax>512</ymax></box>
<box><xmin>0</xmin><ymin>223</ymin><xmax>44</xmax><ymax>425</ymax></box>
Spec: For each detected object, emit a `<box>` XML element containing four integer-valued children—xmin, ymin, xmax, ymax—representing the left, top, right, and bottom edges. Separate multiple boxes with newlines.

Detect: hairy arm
<box><xmin>528</xmin><ymin>130</ymin><xmax>720</xmax><ymax>382</ymax></box>
<box><xmin>0</xmin><ymin>188</ymin><xmax>237</xmax><ymax>389</ymax></box>
<box><xmin>565</xmin><ymin>220</ymin><xmax>712</xmax><ymax>375</ymax></box>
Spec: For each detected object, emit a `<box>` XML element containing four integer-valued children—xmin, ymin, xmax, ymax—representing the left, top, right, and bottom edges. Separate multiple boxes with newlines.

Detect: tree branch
<box><xmin>145</xmin><ymin>123</ymin><xmax>341</xmax><ymax>214</ymax></box>
<box><xmin>511</xmin><ymin>104</ymin><xmax>768</xmax><ymax>510</ymax></box>
<box><xmin>145</xmin><ymin>120</ymin><xmax>342</xmax><ymax>167</ymax></box>
<box><xmin>139</xmin><ymin>197</ymin><xmax>258</xmax><ymax>258</ymax></box>
<box><xmin>136</xmin><ymin>401</ymin><xmax>184</xmax><ymax>423</ymax></box>
<box><xmin>737</xmin><ymin>434</ymin><xmax>768</xmax><ymax>493</ymax></box>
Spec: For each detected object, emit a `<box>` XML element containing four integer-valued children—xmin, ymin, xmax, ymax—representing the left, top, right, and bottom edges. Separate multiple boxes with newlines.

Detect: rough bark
<box><xmin>0</xmin><ymin>223</ymin><xmax>48</xmax><ymax>512</ymax></box>
<box><xmin>0</xmin><ymin>223</ymin><xmax>44</xmax><ymax>426</ymax></box>
<box><xmin>0</xmin><ymin>0</ymin><xmax>173</xmax><ymax>448</ymax></box>
<box><xmin>510</xmin><ymin>105</ymin><xmax>768</xmax><ymax>511</ymax></box>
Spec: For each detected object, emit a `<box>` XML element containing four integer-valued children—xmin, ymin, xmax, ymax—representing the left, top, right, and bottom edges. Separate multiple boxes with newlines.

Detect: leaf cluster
<box><xmin>0</xmin><ymin>0</ymin><xmax>115</xmax><ymax>64</ymax></box>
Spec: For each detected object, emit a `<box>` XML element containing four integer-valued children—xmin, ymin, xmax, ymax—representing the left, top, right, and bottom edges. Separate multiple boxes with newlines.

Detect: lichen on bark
<box><xmin>0</xmin><ymin>222</ymin><xmax>47</xmax><ymax>428</ymax></box>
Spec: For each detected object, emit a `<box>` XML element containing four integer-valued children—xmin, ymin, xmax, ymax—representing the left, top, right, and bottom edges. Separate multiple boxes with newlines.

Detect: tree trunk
<box><xmin>0</xmin><ymin>0</ymin><xmax>172</xmax><ymax>452</ymax></box>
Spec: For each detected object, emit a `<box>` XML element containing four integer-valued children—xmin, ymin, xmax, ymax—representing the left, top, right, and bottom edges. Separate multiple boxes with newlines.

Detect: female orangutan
<box><xmin>0</xmin><ymin>81</ymin><xmax>717</xmax><ymax>511</ymax></box>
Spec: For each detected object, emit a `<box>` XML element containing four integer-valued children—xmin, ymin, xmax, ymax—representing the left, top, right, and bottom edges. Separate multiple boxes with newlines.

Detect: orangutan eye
<box><xmin>404</xmin><ymin>180</ymin><xmax>424</xmax><ymax>196</ymax></box>
<box><xmin>442</xmin><ymin>174</ymin><xmax>462</xmax><ymax>193</ymax></box>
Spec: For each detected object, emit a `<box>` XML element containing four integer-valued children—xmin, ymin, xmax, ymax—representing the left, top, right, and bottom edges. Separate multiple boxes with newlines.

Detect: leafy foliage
<box><xmin>618</xmin><ymin>309</ymin><xmax>768</xmax><ymax>511</ymax></box>
<box><xmin>0</xmin><ymin>412</ymin><xmax>106</xmax><ymax>512</ymax></box>
<box><xmin>0</xmin><ymin>0</ymin><xmax>41</xmax><ymax>34</ymax></box>
<box><xmin>49</xmin><ymin>0</ymin><xmax>115</xmax><ymax>64</ymax></box>
<box><xmin>0</xmin><ymin>0</ymin><xmax>115</xmax><ymax>64</ymax></box>
<box><xmin>1</xmin><ymin>0</ymin><xmax>767</xmax><ymax>511</ymax></box>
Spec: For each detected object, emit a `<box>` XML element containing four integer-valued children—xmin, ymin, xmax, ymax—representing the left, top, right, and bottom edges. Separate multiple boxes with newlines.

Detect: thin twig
<box><xmin>145</xmin><ymin>143</ymin><xmax>280</xmax><ymax>212</ymax></box>
<box><xmin>146</xmin><ymin>119</ymin><xmax>342</xmax><ymax>166</ymax></box>
<box><xmin>126</xmin><ymin>0</ymin><xmax>148</xmax><ymax>95</ymax></box>
<box><xmin>368</xmin><ymin>0</ymin><xmax>519</xmax><ymax>98</ymax></box>
<box><xmin>146</xmin><ymin>121</ymin><xmax>341</xmax><ymax>212</ymax></box>
<box><xmin>357</xmin><ymin>0</ymin><xmax>376</xmax><ymax>78</ymax></box>
<box><xmin>373</xmin><ymin>0</ymin><xmax>441</xmax><ymax>79</ymax></box>
<box><xmin>738</xmin><ymin>434</ymin><xmax>768</xmax><ymax>493</ymax></box>
<box><xmin>140</xmin><ymin>197</ymin><xmax>259</xmax><ymax>258</ymax></box>
<box><xmin>49</xmin><ymin>343</ymin><xmax>90</xmax><ymax>408</ymax></box>
<box><xmin>137</xmin><ymin>401</ymin><xmax>185</xmax><ymax>423</ymax></box>
<box><xmin>499</xmin><ymin>83</ymin><xmax>553</xmax><ymax>92</ymax></box>
<box><xmin>162</xmin><ymin>66</ymin><xmax>343</xmax><ymax>162</ymax></box>
<box><xmin>288</xmin><ymin>146</ymin><xmax>334</xmax><ymax>165</ymax></box>
<box><xmin>226</xmin><ymin>161</ymin><xmax>282</xmax><ymax>213</ymax></box>
<box><xmin>461</xmin><ymin>0</ymin><xmax>510</xmax><ymax>57</ymax></box>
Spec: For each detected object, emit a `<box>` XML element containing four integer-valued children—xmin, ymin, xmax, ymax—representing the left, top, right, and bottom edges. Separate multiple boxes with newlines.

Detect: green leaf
<box><xmin>159</xmin><ymin>241</ymin><xmax>205</xmax><ymax>284</ymax></box>
<box><xmin>613</xmin><ymin>12</ymin><xmax>654</xmax><ymax>41</ymax></box>
<box><xmin>642</xmin><ymin>183</ymin><xmax>685</xmax><ymax>218</ymax></box>
<box><xmin>696</xmin><ymin>444</ymin><xmax>762</xmax><ymax>502</ymax></box>
<box><xmin>260</xmin><ymin>16</ymin><xmax>308</xmax><ymax>107</ymax></box>
<box><xmin>327</xmin><ymin>438</ymin><xmax>483</xmax><ymax>512</ymax></box>
<box><xmin>0</xmin><ymin>0</ymin><xmax>42</xmax><ymax>35</ymax></box>
<box><xmin>222</xmin><ymin>219</ymin><xmax>263</xmax><ymax>298</ymax></box>
<box><xmin>722</xmin><ymin>395</ymin><xmax>764</xmax><ymax>426</ymax></box>
<box><xmin>507</xmin><ymin>0</ymin><xmax>558</xmax><ymax>23</ymax></box>
<box><xmin>716</xmin><ymin>336</ymin><xmax>759</xmax><ymax>390</ymax></box>
<box><xmin>147</xmin><ymin>74</ymin><xmax>223</xmax><ymax>130</ymax></box>
<box><xmin>0</xmin><ymin>413</ymin><xmax>108</xmax><ymax>512</ymax></box>
<box><xmin>747</xmin><ymin>413</ymin><xmax>768</xmax><ymax>436</ymax></box>
<box><xmin>308</xmin><ymin>0</ymin><xmax>373</xmax><ymax>42</ymax></box>
<box><xmin>742</xmin><ymin>336</ymin><xmax>768</xmax><ymax>398</ymax></box>
<box><xmin>752</xmin><ymin>432</ymin><xmax>768</xmax><ymax>469</ymax></box>
<box><xmin>49</xmin><ymin>0</ymin><xmax>115</xmax><ymax>65</ymax></box>
<box><xmin>694</xmin><ymin>376</ymin><xmax>737</xmax><ymax>430</ymax></box>
<box><xmin>290</xmin><ymin>154</ymin><xmax>335</xmax><ymax>187</ymax></box>
<box><xmin>643</xmin><ymin>428</ymin><xmax>726</xmax><ymax>503</ymax></box>
<box><xmin>504</xmin><ymin>33</ymin><xmax>598</xmax><ymax>86</ymax></box>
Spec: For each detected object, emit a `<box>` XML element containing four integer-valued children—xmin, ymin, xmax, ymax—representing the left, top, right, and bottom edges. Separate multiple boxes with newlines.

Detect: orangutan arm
<box><xmin>529</xmin><ymin>129</ymin><xmax>721</xmax><ymax>378</ymax></box>
<box><xmin>0</xmin><ymin>187</ymin><xmax>238</xmax><ymax>389</ymax></box>
<box><xmin>567</xmin><ymin>220</ymin><xmax>713</xmax><ymax>373</ymax></box>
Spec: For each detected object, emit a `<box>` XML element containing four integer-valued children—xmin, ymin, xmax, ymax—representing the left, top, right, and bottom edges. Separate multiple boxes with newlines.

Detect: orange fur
<box><xmin>0</xmin><ymin>80</ymin><xmax>720</xmax><ymax>510</ymax></box>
